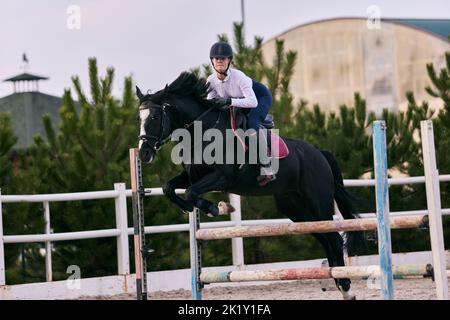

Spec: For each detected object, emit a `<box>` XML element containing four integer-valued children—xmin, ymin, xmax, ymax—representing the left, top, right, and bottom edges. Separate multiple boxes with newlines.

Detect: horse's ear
<box><xmin>136</xmin><ymin>86</ymin><xmax>144</xmax><ymax>102</ymax></box>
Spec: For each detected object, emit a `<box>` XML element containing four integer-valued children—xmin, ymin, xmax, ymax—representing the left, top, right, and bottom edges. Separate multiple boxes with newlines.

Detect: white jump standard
<box><xmin>130</xmin><ymin>148</ymin><xmax>154</xmax><ymax>300</ymax></box>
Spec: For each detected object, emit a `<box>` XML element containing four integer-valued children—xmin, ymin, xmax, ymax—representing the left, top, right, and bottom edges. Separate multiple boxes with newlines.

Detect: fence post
<box><xmin>43</xmin><ymin>201</ymin><xmax>52</xmax><ymax>282</ymax></box>
<box><xmin>420</xmin><ymin>120</ymin><xmax>449</xmax><ymax>300</ymax></box>
<box><xmin>0</xmin><ymin>189</ymin><xmax>5</xmax><ymax>285</ymax></box>
<box><xmin>114</xmin><ymin>183</ymin><xmax>130</xmax><ymax>275</ymax></box>
<box><xmin>373</xmin><ymin>120</ymin><xmax>394</xmax><ymax>300</ymax></box>
<box><xmin>229</xmin><ymin>194</ymin><xmax>244</xmax><ymax>267</ymax></box>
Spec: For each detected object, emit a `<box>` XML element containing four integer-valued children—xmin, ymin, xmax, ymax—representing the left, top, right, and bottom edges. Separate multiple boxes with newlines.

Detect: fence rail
<box><xmin>0</xmin><ymin>175</ymin><xmax>449</xmax><ymax>286</ymax></box>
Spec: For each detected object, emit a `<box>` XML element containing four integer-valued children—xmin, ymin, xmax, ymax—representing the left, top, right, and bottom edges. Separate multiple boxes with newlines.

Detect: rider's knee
<box><xmin>247</xmin><ymin>118</ymin><xmax>260</xmax><ymax>131</ymax></box>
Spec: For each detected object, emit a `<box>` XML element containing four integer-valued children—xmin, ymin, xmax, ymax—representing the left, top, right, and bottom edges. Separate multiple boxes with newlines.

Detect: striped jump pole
<box><xmin>200</xmin><ymin>264</ymin><xmax>433</xmax><ymax>283</ymax></box>
<box><xmin>196</xmin><ymin>215</ymin><xmax>427</xmax><ymax>240</ymax></box>
<box><xmin>421</xmin><ymin>120</ymin><xmax>449</xmax><ymax>300</ymax></box>
<box><xmin>373</xmin><ymin>120</ymin><xmax>394</xmax><ymax>300</ymax></box>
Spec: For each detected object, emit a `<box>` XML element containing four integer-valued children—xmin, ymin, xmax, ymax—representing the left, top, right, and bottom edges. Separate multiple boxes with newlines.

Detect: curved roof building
<box><xmin>261</xmin><ymin>18</ymin><xmax>450</xmax><ymax>113</ymax></box>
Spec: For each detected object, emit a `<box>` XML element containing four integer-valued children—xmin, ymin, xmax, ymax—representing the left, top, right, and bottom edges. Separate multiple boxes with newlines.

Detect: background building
<box><xmin>0</xmin><ymin>72</ymin><xmax>62</xmax><ymax>149</ymax></box>
<box><xmin>261</xmin><ymin>18</ymin><xmax>450</xmax><ymax>114</ymax></box>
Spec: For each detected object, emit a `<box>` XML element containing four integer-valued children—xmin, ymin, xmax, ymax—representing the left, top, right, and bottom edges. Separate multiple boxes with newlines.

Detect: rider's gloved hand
<box><xmin>212</xmin><ymin>97</ymin><xmax>232</xmax><ymax>110</ymax></box>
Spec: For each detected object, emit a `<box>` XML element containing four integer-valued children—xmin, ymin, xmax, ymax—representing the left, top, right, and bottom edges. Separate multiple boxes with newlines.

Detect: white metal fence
<box><xmin>0</xmin><ymin>175</ymin><xmax>450</xmax><ymax>286</ymax></box>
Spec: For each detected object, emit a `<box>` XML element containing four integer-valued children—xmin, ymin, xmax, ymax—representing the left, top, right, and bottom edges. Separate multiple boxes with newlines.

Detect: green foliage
<box><xmin>0</xmin><ymin>113</ymin><xmax>17</xmax><ymax>188</ymax></box>
<box><xmin>422</xmin><ymin>51</ymin><xmax>450</xmax><ymax>247</ymax></box>
<box><xmin>3</xmin><ymin>58</ymin><xmax>143</xmax><ymax>283</ymax></box>
<box><xmin>1</xmin><ymin>113</ymin><xmax>48</xmax><ymax>283</ymax></box>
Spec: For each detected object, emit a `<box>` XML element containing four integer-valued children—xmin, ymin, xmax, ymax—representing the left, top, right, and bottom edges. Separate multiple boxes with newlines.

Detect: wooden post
<box><xmin>421</xmin><ymin>120</ymin><xmax>449</xmax><ymax>300</ymax></box>
<box><xmin>0</xmin><ymin>189</ymin><xmax>5</xmax><ymax>285</ymax></box>
<box><xmin>43</xmin><ymin>201</ymin><xmax>52</xmax><ymax>282</ymax></box>
<box><xmin>114</xmin><ymin>183</ymin><xmax>130</xmax><ymax>275</ymax></box>
<box><xmin>229</xmin><ymin>194</ymin><xmax>244</xmax><ymax>267</ymax></box>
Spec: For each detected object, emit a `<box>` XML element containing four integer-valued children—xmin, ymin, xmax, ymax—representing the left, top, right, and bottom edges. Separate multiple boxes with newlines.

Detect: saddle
<box><xmin>230</xmin><ymin>108</ymin><xmax>289</xmax><ymax>159</ymax></box>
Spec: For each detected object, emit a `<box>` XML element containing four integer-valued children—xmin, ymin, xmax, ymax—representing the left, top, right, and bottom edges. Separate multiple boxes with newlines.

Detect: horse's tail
<box><xmin>320</xmin><ymin>150</ymin><xmax>366</xmax><ymax>255</ymax></box>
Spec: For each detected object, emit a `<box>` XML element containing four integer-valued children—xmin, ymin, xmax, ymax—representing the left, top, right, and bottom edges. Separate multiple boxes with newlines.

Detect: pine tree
<box><xmin>0</xmin><ymin>113</ymin><xmax>17</xmax><ymax>188</ymax></box>
<box><xmin>18</xmin><ymin>58</ymin><xmax>194</xmax><ymax>277</ymax></box>
<box><xmin>425</xmin><ymin>52</ymin><xmax>450</xmax><ymax>175</ymax></box>
<box><xmin>8</xmin><ymin>58</ymin><xmax>140</xmax><ymax>281</ymax></box>
<box><xmin>0</xmin><ymin>113</ymin><xmax>49</xmax><ymax>284</ymax></box>
<box><xmin>421</xmin><ymin>51</ymin><xmax>450</xmax><ymax>247</ymax></box>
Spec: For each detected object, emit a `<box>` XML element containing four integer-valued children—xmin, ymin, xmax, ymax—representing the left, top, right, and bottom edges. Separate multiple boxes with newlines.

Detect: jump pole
<box><xmin>189</xmin><ymin>211</ymin><xmax>426</xmax><ymax>299</ymax></box>
<box><xmin>373</xmin><ymin>120</ymin><xmax>394</xmax><ymax>300</ymax></box>
<box><xmin>195</xmin><ymin>215</ymin><xmax>427</xmax><ymax>240</ymax></box>
<box><xmin>420</xmin><ymin>120</ymin><xmax>449</xmax><ymax>299</ymax></box>
<box><xmin>200</xmin><ymin>264</ymin><xmax>433</xmax><ymax>283</ymax></box>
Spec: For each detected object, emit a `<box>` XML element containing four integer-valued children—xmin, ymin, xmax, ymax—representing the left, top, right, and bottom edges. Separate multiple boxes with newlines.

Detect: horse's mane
<box><xmin>148</xmin><ymin>72</ymin><xmax>211</xmax><ymax>106</ymax></box>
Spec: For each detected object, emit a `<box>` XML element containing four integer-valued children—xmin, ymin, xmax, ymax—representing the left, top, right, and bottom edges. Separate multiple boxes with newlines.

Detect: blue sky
<box><xmin>0</xmin><ymin>0</ymin><xmax>449</xmax><ymax>99</ymax></box>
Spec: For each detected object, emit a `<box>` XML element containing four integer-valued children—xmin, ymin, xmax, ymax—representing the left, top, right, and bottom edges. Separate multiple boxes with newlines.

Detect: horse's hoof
<box><xmin>218</xmin><ymin>201</ymin><xmax>235</xmax><ymax>215</ymax></box>
<box><xmin>339</xmin><ymin>287</ymin><xmax>356</xmax><ymax>300</ymax></box>
<box><xmin>343</xmin><ymin>293</ymin><xmax>356</xmax><ymax>300</ymax></box>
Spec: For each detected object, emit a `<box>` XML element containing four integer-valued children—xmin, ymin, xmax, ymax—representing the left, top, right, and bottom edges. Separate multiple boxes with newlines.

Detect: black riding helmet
<box><xmin>210</xmin><ymin>41</ymin><xmax>233</xmax><ymax>75</ymax></box>
<box><xmin>210</xmin><ymin>41</ymin><xmax>233</xmax><ymax>59</ymax></box>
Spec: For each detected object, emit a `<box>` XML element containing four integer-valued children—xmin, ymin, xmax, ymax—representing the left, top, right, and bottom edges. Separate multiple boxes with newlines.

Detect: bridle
<box><xmin>139</xmin><ymin>103</ymin><xmax>172</xmax><ymax>152</ymax></box>
<box><xmin>139</xmin><ymin>100</ymin><xmax>223</xmax><ymax>152</ymax></box>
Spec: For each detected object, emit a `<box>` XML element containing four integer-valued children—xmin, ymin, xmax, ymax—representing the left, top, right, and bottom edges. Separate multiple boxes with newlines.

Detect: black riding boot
<box><xmin>256</xmin><ymin>128</ymin><xmax>276</xmax><ymax>187</ymax></box>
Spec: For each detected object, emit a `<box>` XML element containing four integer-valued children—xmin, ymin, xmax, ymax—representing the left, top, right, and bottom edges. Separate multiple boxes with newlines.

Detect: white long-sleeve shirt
<box><xmin>206</xmin><ymin>68</ymin><xmax>258</xmax><ymax>108</ymax></box>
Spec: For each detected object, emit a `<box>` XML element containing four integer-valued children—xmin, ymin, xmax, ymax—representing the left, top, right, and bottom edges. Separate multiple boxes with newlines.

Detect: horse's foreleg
<box><xmin>163</xmin><ymin>171</ymin><xmax>194</xmax><ymax>213</ymax></box>
<box><xmin>185</xmin><ymin>170</ymin><xmax>229</xmax><ymax>217</ymax></box>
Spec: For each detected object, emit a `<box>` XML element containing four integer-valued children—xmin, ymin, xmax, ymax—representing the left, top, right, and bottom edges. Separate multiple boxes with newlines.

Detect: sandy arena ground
<box><xmin>78</xmin><ymin>277</ymin><xmax>448</xmax><ymax>300</ymax></box>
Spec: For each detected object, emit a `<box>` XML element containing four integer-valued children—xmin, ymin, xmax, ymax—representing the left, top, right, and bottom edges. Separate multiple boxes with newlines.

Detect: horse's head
<box><xmin>136</xmin><ymin>86</ymin><xmax>172</xmax><ymax>163</ymax></box>
<box><xmin>136</xmin><ymin>72</ymin><xmax>215</xmax><ymax>163</ymax></box>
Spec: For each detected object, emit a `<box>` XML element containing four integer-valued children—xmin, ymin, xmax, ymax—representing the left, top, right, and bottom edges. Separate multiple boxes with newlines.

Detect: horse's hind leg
<box><xmin>323</xmin><ymin>232</ymin><xmax>356</xmax><ymax>300</ymax></box>
<box><xmin>313</xmin><ymin>232</ymin><xmax>355</xmax><ymax>300</ymax></box>
<box><xmin>311</xmin><ymin>233</ymin><xmax>343</xmax><ymax>290</ymax></box>
<box><xmin>275</xmin><ymin>193</ymin><xmax>356</xmax><ymax>300</ymax></box>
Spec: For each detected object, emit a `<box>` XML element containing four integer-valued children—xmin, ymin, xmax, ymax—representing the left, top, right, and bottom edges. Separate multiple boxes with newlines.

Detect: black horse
<box><xmin>137</xmin><ymin>72</ymin><xmax>362</xmax><ymax>299</ymax></box>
